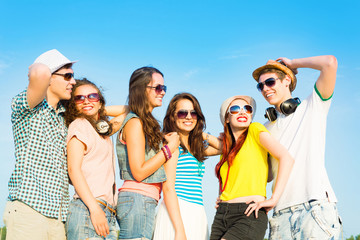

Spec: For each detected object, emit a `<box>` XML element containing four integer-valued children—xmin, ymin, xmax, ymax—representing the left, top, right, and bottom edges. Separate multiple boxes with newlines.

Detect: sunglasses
<box><xmin>53</xmin><ymin>72</ymin><xmax>74</xmax><ymax>81</ymax></box>
<box><xmin>74</xmin><ymin>93</ymin><xmax>100</xmax><ymax>104</ymax></box>
<box><xmin>256</xmin><ymin>77</ymin><xmax>280</xmax><ymax>92</ymax></box>
<box><xmin>176</xmin><ymin>110</ymin><xmax>198</xmax><ymax>119</ymax></box>
<box><xmin>228</xmin><ymin>105</ymin><xmax>253</xmax><ymax>115</ymax></box>
<box><xmin>147</xmin><ymin>84</ymin><xmax>167</xmax><ymax>94</ymax></box>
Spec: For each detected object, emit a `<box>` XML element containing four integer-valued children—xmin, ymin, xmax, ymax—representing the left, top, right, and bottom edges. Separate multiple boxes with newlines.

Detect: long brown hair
<box><xmin>163</xmin><ymin>93</ymin><xmax>207</xmax><ymax>162</ymax></box>
<box><xmin>128</xmin><ymin>67</ymin><xmax>163</xmax><ymax>151</ymax></box>
<box><xmin>215</xmin><ymin>107</ymin><xmax>249</xmax><ymax>182</ymax></box>
<box><xmin>64</xmin><ymin>78</ymin><xmax>112</xmax><ymax>136</ymax></box>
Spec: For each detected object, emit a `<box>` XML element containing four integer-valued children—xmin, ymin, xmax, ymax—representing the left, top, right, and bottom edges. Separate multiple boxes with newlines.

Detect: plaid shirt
<box><xmin>8</xmin><ymin>90</ymin><xmax>69</xmax><ymax>220</ymax></box>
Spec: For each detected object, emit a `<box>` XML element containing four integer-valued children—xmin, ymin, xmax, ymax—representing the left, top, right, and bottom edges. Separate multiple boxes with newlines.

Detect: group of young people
<box><xmin>3</xmin><ymin>49</ymin><xmax>342</xmax><ymax>240</ymax></box>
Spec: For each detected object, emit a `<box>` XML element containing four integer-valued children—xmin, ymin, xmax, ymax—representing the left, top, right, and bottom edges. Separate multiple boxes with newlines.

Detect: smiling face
<box><xmin>48</xmin><ymin>68</ymin><xmax>76</xmax><ymax>102</ymax></box>
<box><xmin>226</xmin><ymin>99</ymin><xmax>253</xmax><ymax>131</ymax></box>
<box><xmin>174</xmin><ymin>99</ymin><xmax>198</xmax><ymax>135</ymax></box>
<box><xmin>146</xmin><ymin>72</ymin><xmax>165</xmax><ymax>111</ymax></box>
<box><xmin>74</xmin><ymin>85</ymin><xmax>101</xmax><ymax>120</ymax></box>
<box><xmin>258</xmin><ymin>72</ymin><xmax>292</xmax><ymax>110</ymax></box>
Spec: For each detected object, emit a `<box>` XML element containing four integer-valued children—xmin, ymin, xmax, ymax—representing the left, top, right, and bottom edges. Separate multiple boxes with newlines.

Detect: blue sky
<box><xmin>0</xmin><ymin>0</ymin><xmax>359</xmax><ymax>237</ymax></box>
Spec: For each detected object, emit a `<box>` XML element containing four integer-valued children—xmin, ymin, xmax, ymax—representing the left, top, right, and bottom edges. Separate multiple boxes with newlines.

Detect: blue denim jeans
<box><xmin>65</xmin><ymin>198</ymin><xmax>118</xmax><ymax>240</ymax></box>
<box><xmin>116</xmin><ymin>191</ymin><xmax>158</xmax><ymax>240</ymax></box>
<box><xmin>269</xmin><ymin>200</ymin><xmax>342</xmax><ymax>240</ymax></box>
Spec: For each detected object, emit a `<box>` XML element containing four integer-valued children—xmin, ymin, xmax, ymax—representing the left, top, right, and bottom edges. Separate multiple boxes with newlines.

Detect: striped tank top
<box><xmin>175</xmin><ymin>146</ymin><xmax>205</xmax><ymax>205</ymax></box>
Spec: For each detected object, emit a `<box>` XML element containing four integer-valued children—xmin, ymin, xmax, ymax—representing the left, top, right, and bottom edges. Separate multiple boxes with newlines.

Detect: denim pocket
<box><xmin>116</xmin><ymin>195</ymin><xmax>134</xmax><ymax>221</ymax></box>
<box><xmin>310</xmin><ymin>203</ymin><xmax>339</xmax><ymax>238</ymax></box>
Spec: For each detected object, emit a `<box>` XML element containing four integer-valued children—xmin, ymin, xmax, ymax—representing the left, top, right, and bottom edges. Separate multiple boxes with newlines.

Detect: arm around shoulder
<box><xmin>105</xmin><ymin>105</ymin><xmax>129</xmax><ymax>135</ymax></box>
<box><xmin>203</xmin><ymin>132</ymin><xmax>222</xmax><ymax>156</ymax></box>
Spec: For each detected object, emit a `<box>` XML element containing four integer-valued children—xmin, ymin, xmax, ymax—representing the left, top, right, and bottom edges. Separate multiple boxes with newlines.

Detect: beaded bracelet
<box><xmin>164</xmin><ymin>144</ymin><xmax>172</xmax><ymax>160</ymax></box>
<box><xmin>161</xmin><ymin>145</ymin><xmax>172</xmax><ymax>162</ymax></box>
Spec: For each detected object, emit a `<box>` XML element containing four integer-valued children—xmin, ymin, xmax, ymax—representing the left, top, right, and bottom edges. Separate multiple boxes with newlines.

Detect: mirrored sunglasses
<box><xmin>228</xmin><ymin>104</ymin><xmax>253</xmax><ymax>115</ymax></box>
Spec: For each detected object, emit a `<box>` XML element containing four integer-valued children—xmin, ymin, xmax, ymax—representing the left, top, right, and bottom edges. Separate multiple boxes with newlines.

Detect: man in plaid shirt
<box><xmin>3</xmin><ymin>49</ymin><xmax>76</xmax><ymax>240</ymax></box>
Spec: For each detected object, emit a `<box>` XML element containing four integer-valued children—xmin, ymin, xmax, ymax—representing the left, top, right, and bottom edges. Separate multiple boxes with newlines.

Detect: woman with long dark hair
<box><xmin>210</xmin><ymin>95</ymin><xmax>294</xmax><ymax>240</ymax></box>
<box><xmin>65</xmin><ymin>78</ymin><xmax>127</xmax><ymax>240</ymax></box>
<box><xmin>116</xmin><ymin>67</ymin><xmax>180</xmax><ymax>240</ymax></box>
<box><xmin>153</xmin><ymin>92</ymin><xmax>221</xmax><ymax>240</ymax></box>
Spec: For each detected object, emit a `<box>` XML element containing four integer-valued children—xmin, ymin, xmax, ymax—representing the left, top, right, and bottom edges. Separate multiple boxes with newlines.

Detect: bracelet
<box><xmin>161</xmin><ymin>145</ymin><xmax>171</xmax><ymax>162</ymax></box>
<box><xmin>164</xmin><ymin>144</ymin><xmax>172</xmax><ymax>160</ymax></box>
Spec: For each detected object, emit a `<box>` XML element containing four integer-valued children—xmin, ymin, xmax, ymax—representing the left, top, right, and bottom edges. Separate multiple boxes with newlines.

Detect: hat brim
<box><xmin>52</xmin><ymin>60</ymin><xmax>78</xmax><ymax>73</ymax></box>
<box><xmin>252</xmin><ymin>60</ymin><xmax>297</xmax><ymax>92</ymax></box>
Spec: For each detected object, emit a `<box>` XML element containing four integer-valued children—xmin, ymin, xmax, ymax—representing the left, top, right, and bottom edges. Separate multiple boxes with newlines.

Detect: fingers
<box><xmin>244</xmin><ymin>202</ymin><xmax>261</xmax><ymax>218</ymax></box>
<box><xmin>105</xmin><ymin>222</ymin><xmax>110</xmax><ymax>236</ymax></box>
<box><xmin>95</xmin><ymin>222</ymin><xmax>109</xmax><ymax>237</ymax></box>
<box><xmin>215</xmin><ymin>197</ymin><xmax>221</xmax><ymax>209</ymax></box>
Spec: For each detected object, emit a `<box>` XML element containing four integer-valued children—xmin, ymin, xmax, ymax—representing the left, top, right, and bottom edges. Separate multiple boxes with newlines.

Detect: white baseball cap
<box><xmin>33</xmin><ymin>49</ymin><xmax>77</xmax><ymax>73</ymax></box>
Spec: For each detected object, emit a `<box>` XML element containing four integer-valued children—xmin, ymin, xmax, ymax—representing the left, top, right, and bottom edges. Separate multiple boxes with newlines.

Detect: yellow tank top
<box><xmin>220</xmin><ymin>122</ymin><xmax>269</xmax><ymax>201</ymax></box>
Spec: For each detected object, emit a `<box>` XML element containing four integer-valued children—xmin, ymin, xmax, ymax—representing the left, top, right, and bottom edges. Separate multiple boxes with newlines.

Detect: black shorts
<box><xmin>210</xmin><ymin>202</ymin><xmax>268</xmax><ymax>240</ymax></box>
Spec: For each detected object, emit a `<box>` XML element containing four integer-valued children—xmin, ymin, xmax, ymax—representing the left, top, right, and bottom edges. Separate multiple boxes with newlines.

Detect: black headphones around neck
<box><xmin>264</xmin><ymin>97</ymin><xmax>301</xmax><ymax>121</ymax></box>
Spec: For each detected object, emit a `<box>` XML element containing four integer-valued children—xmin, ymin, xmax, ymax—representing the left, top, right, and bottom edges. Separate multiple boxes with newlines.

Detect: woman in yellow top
<box><xmin>210</xmin><ymin>95</ymin><xmax>294</xmax><ymax>240</ymax></box>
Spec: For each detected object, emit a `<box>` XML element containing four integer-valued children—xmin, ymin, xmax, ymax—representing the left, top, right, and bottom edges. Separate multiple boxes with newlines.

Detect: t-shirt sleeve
<box><xmin>305</xmin><ymin>84</ymin><xmax>332</xmax><ymax>115</ymax></box>
<box><xmin>67</xmin><ymin>118</ymin><xmax>94</xmax><ymax>154</ymax></box>
<box><xmin>249</xmin><ymin>122</ymin><xmax>269</xmax><ymax>145</ymax></box>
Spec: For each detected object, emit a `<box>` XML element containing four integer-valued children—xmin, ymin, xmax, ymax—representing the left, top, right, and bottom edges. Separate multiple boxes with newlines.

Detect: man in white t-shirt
<box><xmin>252</xmin><ymin>56</ymin><xmax>342</xmax><ymax>239</ymax></box>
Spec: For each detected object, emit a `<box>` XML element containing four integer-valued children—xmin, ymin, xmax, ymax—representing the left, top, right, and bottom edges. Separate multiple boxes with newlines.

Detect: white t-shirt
<box><xmin>265</xmin><ymin>87</ymin><xmax>337</xmax><ymax>212</ymax></box>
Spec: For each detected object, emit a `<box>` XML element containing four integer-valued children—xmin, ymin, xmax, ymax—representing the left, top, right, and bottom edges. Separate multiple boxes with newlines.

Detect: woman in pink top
<box><xmin>64</xmin><ymin>78</ymin><xmax>127</xmax><ymax>240</ymax></box>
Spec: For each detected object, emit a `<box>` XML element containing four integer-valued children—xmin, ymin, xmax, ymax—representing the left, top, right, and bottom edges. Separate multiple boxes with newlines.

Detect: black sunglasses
<box><xmin>147</xmin><ymin>84</ymin><xmax>167</xmax><ymax>94</ymax></box>
<box><xmin>176</xmin><ymin>110</ymin><xmax>198</xmax><ymax>119</ymax></box>
<box><xmin>256</xmin><ymin>77</ymin><xmax>280</xmax><ymax>92</ymax></box>
<box><xmin>74</xmin><ymin>93</ymin><xmax>100</xmax><ymax>104</ymax></box>
<box><xmin>53</xmin><ymin>72</ymin><xmax>74</xmax><ymax>81</ymax></box>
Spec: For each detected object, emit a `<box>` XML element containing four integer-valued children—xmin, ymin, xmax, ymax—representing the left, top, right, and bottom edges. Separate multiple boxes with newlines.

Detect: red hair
<box><xmin>215</xmin><ymin>111</ymin><xmax>249</xmax><ymax>190</ymax></box>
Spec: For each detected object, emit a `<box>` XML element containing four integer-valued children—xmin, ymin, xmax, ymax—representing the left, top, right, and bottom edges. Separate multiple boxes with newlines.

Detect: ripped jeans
<box><xmin>269</xmin><ymin>200</ymin><xmax>342</xmax><ymax>240</ymax></box>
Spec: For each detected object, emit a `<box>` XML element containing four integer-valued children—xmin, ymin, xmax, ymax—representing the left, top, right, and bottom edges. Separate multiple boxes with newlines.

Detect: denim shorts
<box><xmin>116</xmin><ymin>191</ymin><xmax>158</xmax><ymax>240</ymax></box>
<box><xmin>269</xmin><ymin>200</ymin><xmax>342</xmax><ymax>240</ymax></box>
<box><xmin>210</xmin><ymin>202</ymin><xmax>268</xmax><ymax>240</ymax></box>
<box><xmin>65</xmin><ymin>198</ymin><xmax>118</xmax><ymax>240</ymax></box>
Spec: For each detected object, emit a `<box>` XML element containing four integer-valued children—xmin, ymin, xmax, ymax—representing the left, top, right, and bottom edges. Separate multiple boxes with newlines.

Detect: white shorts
<box><xmin>153</xmin><ymin>198</ymin><xmax>209</xmax><ymax>240</ymax></box>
